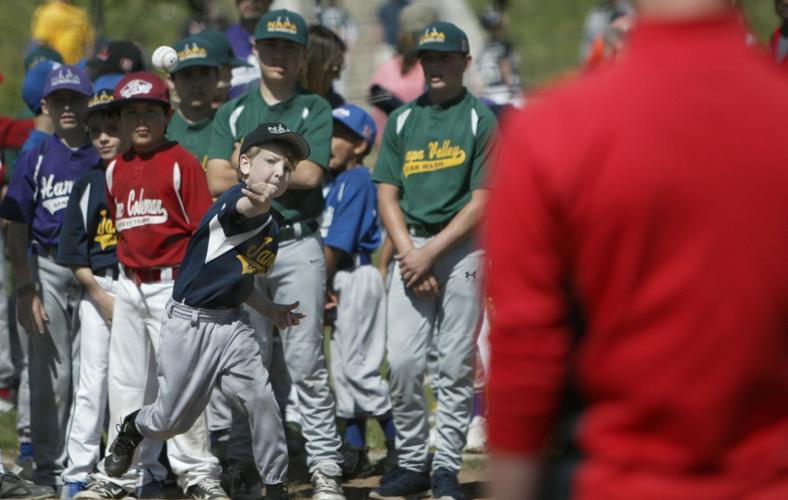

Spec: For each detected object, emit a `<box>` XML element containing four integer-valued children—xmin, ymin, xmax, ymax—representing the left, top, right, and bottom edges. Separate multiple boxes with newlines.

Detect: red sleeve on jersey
<box><xmin>485</xmin><ymin>111</ymin><xmax>571</xmax><ymax>455</ymax></box>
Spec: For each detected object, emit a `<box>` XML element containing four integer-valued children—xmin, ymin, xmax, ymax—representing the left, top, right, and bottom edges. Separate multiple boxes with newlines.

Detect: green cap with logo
<box><xmin>416</xmin><ymin>21</ymin><xmax>470</xmax><ymax>55</ymax></box>
<box><xmin>199</xmin><ymin>30</ymin><xmax>250</xmax><ymax>68</ymax></box>
<box><xmin>172</xmin><ymin>34</ymin><xmax>221</xmax><ymax>73</ymax></box>
<box><xmin>254</xmin><ymin>9</ymin><xmax>308</xmax><ymax>46</ymax></box>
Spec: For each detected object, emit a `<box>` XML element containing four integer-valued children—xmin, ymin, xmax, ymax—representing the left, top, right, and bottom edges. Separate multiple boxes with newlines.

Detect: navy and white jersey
<box><xmin>0</xmin><ymin>134</ymin><xmax>99</xmax><ymax>247</ymax></box>
<box><xmin>320</xmin><ymin>166</ymin><xmax>380</xmax><ymax>255</ymax></box>
<box><xmin>57</xmin><ymin>164</ymin><xmax>118</xmax><ymax>273</ymax></box>
<box><xmin>173</xmin><ymin>183</ymin><xmax>279</xmax><ymax>309</ymax></box>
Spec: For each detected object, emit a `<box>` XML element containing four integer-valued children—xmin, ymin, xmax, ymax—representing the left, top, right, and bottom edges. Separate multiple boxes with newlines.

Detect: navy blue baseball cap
<box><xmin>22</xmin><ymin>60</ymin><xmax>62</xmax><ymax>113</ymax></box>
<box><xmin>332</xmin><ymin>104</ymin><xmax>377</xmax><ymax>151</ymax></box>
<box><xmin>43</xmin><ymin>64</ymin><xmax>92</xmax><ymax>98</ymax></box>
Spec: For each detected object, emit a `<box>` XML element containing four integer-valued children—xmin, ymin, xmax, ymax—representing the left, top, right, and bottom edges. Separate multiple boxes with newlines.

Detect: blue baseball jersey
<box><xmin>0</xmin><ymin>134</ymin><xmax>99</xmax><ymax>247</ymax></box>
<box><xmin>320</xmin><ymin>166</ymin><xmax>380</xmax><ymax>255</ymax></box>
<box><xmin>172</xmin><ymin>183</ymin><xmax>280</xmax><ymax>309</ymax></box>
<box><xmin>56</xmin><ymin>165</ymin><xmax>118</xmax><ymax>273</ymax></box>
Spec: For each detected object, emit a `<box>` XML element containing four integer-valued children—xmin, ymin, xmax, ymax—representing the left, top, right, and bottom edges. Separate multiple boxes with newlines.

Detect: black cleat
<box><xmin>262</xmin><ymin>483</ymin><xmax>290</xmax><ymax>500</ymax></box>
<box><xmin>104</xmin><ymin>410</ymin><xmax>144</xmax><ymax>478</ymax></box>
<box><xmin>431</xmin><ymin>467</ymin><xmax>465</xmax><ymax>500</ymax></box>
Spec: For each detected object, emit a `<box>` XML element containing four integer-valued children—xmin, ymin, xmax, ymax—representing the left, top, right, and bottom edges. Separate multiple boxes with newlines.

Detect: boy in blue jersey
<box><xmin>56</xmin><ymin>86</ymin><xmax>125</xmax><ymax>498</ymax></box>
<box><xmin>320</xmin><ymin>104</ymin><xmax>396</xmax><ymax>479</ymax></box>
<box><xmin>101</xmin><ymin>122</ymin><xmax>309</xmax><ymax>500</ymax></box>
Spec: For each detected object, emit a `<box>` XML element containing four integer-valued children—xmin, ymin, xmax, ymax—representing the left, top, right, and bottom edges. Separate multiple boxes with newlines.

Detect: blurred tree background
<box><xmin>0</xmin><ymin>1</ymin><xmax>779</xmax><ymax>116</ymax></box>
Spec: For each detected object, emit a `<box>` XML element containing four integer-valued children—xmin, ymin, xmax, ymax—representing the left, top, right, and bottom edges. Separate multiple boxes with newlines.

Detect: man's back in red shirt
<box><xmin>487</xmin><ymin>11</ymin><xmax>788</xmax><ymax>500</ymax></box>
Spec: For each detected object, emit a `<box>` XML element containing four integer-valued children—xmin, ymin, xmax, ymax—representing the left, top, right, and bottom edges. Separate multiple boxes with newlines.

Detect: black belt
<box><xmin>279</xmin><ymin>219</ymin><xmax>319</xmax><ymax>241</ymax></box>
<box><xmin>407</xmin><ymin>222</ymin><xmax>449</xmax><ymax>238</ymax></box>
<box><xmin>93</xmin><ymin>265</ymin><xmax>120</xmax><ymax>280</ymax></box>
<box><xmin>336</xmin><ymin>252</ymin><xmax>372</xmax><ymax>271</ymax></box>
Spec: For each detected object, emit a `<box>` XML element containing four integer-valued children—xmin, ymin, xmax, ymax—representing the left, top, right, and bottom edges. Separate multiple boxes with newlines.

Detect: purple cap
<box><xmin>42</xmin><ymin>64</ymin><xmax>92</xmax><ymax>98</ymax></box>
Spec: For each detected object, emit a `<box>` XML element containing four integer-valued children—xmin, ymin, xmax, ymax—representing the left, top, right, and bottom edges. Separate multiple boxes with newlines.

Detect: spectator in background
<box><xmin>199</xmin><ymin>29</ymin><xmax>252</xmax><ymax>105</ymax></box>
<box><xmin>316</xmin><ymin>0</ymin><xmax>357</xmax><ymax>97</ymax></box>
<box><xmin>475</xmin><ymin>4</ymin><xmax>524</xmax><ymax>116</ymax></box>
<box><xmin>31</xmin><ymin>0</ymin><xmax>95</xmax><ymax>64</ymax></box>
<box><xmin>24</xmin><ymin>46</ymin><xmax>63</xmax><ymax>74</ymax></box>
<box><xmin>367</xmin><ymin>3</ymin><xmax>437</xmax><ymax>146</ymax></box>
<box><xmin>771</xmin><ymin>0</ymin><xmax>788</xmax><ymax>65</ymax></box>
<box><xmin>223</xmin><ymin>0</ymin><xmax>272</xmax><ymax>98</ymax></box>
<box><xmin>377</xmin><ymin>0</ymin><xmax>409</xmax><ymax>48</ymax></box>
<box><xmin>300</xmin><ymin>25</ymin><xmax>347</xmax><ymax>109</ymax></box>
<box><xmin>584</xmin><ymin>12</ymin><xmax>635</xmax><ymax>71</ymax></box>
<box><xmin>85</xmin><ymin>40</ymin><xmax>145</xmax><ymax>82</ymax></box>
<box><xmin>579</xmin><ymin>0</ymin><xmax>634</xmax><ymax>62</ymax></box>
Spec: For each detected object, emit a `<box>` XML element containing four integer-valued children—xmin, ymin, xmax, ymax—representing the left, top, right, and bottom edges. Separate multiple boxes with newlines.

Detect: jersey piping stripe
<box><xmin>204</xmin><ymin>212</ymin><xmax>272</xmax><ymax>264</ymax></box>
<box><xmin>229</xmin><ymin>105</ymin><xmax>245</xmax><ymax>138</ymax></box>
<box><xmin>396</xmin><ymin>109</ymin><xmax>412</xmax><ymax>135</ymax></box>
<box><xmin>31</xmin><ymin>154</ymin><xmax>44</xmax><ymax>202</ymax></box>
<box><xmin>471</xmin><ymin>108</ymin><xmax>479</xmax><ymax>137</ymax></box>
<box><xmin>105</xmin><ymin>159</ymin><xmax>116</xmax><ymax>192</ymax></box>
<box><xmin>79</xmin><ymin>185</ymin><xmax>90</xmax><ymax>230</ymax></box>
<box><xmin>172</xmin><ymin>162</ymin><xmax>190</xmax><ymax>225</ymax></box>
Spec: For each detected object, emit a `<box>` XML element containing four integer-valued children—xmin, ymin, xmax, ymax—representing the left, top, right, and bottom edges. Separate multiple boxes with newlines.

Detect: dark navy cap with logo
<box><xmin>240</xmin><ymin>122</ymin><xmax>310</xmax><ymax>161</ymax></box>
<box><xmin>417</xmin><ymin>21</ymin><xmax>470</xmax><ymax>55</ymax></box>
<box><xmin>255</xmin><ymin>9</ymin><xmax>308</xmax><ymax>46</ymax></box>
<box><xmin>332</xmin><ymin>104</ymin><xmax>377</xmax><ymax>152</ymax></box>
<box><xmin>43</xmin><ymin>64</ymin><xmax>92</xmax><ymax>98</ymax></box>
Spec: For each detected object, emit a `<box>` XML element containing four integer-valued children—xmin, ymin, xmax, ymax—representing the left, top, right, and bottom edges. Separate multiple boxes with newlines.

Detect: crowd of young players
<box><xmin>0</xmin><ymin>1</ymin><xmax>500</xmax><ymax>500</ymax></box>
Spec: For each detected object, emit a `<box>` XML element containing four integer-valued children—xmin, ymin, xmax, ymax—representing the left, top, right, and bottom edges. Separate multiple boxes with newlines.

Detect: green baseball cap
<box><xmin>254</xmin><ymin>9</ymin><xmax>307</xmax><ymax>46</ymax></box>
<box><xmin>199</xmin><ymin>30</ymin><xmax>250</xmax><ymax>68</ymax></box>
<box><xmin>416</xmin><ymin>21</ymin><xmax>470</xmax><ymax>55</ymax></box>
<box><xmin>24</xmin><ymin>45</ymin><xmax>63</xmax><ymax>73</ymax></box>
<box><xmin>172</xmin><ymin>34</ymin><xmax>221</xmax><ymax>73</ymax></box>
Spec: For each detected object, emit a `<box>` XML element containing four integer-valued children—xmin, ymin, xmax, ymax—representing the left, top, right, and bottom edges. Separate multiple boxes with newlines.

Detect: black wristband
<box><xmin>16</xmin><ymin>283</ymin><xmax>39</xmax><ymax>297</ymax></box>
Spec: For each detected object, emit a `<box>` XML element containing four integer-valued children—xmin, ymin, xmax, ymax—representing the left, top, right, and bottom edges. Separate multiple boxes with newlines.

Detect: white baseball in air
<box><xmin>151</xmin><ymin>46</ymin><xmax>178</xmax><ymax>72</ymax></box>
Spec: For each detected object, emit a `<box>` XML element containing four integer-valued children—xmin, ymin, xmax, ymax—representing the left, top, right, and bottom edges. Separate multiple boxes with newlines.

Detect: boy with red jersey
<box><xmin>77</xmin><ymin>72</ymin><xmax>225</xmax><ymax>500</ymax></box>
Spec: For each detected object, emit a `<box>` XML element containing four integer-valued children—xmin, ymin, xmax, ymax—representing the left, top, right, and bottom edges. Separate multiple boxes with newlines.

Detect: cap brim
<box><xmin>172</xmin><ymin>59</ymin><xmax>221</xmax><ymax>73</ymax></box>
<box><xmin>275</xmin><ymin>132</ymin><xmax>310</xmax><ymax>161</ymax></box>
<box><xmin>43</xmin><ymin>86</ymin><xmax>93</xmax><ymax>98</ymax></box>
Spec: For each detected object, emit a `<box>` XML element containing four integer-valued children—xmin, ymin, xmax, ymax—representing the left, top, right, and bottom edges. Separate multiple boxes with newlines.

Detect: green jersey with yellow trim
<box><xmin>372</xmin><ymin>89</ymin><xmax>496</xmax><ymax>226</ymax></box>
<box><xmin>167</xmin><ymin>110</ymin><xmax>215</xmax><ymax>172</ymax></box>
<box><xmin>208</xmin><ymin>88</ymin><xmax>332</xmax><ymax>223</ymax></box>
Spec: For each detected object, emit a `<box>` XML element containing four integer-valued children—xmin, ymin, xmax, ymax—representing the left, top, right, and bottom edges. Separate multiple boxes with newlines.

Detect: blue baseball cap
<box><xmin>93</xmin><ymin>73</ymin><xmax>124</xmax><ymax>93</ymax></box>
<box><xmin>43</xmin><ymin>64</ymin><xmax>92</xmax><ymax>98</ymax></box>
<box><xmin>22</xmin><ymin>60</ymin><xmax>62</xmax><ymax>113</ymax></box>
<box><xmin>332</xmin><ymin>104</ymin><xmax>377</xmax><ymax>152</ymax></box>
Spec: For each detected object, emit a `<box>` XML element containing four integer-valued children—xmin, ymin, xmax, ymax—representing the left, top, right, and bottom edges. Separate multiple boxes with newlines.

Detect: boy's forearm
<box><xmin>323</xmin><ymin>245</ymin><xmax>343</xmax><ymax>285</ymax></box>
<box><xmin>7</xmin><ymin>222</ymin><xmax>33</xmax><ymax>287</ymax></box>
<box><xmin>235</xmin><ymin>196</ymin><xmax>270</xmax><ymax>219</ymax></box>
<box><xmin>72</xmin><ymin>266</ymin><xmax>106</xmax><ymax>301</ymax></box>
<box><xmin>378</xmin><ymin>184</ymin><xmax>413</xmax><ymax>255</ymax></box>
<box><xmin>244</xmin><ymin>286</ymin><xmax>272</xmax><ymax>317</ymax></box>
<box><xmin>288</xmin><ymin>160</ymin><xmax>324</xmax><ymax>190</ymax></box>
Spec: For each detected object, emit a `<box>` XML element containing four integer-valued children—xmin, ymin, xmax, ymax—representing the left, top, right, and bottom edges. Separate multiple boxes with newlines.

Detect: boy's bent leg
<box><xmin>29</xmin><ymin>256</ymin><xmax>81</xmax><ymax>487</ymax></box>
<box><xmin>272</xmin><ymin>235</ymin><xmax>342</xmax><ymax>473</ymax></box>
<box><xmin>431</xmin><ymin>243</ymin><xmax>484</xmax><ymax>473</ymax></box>
<box><xmin>220</xmin><ymin>318</ymin><xmax>288</xmax><ymax>485</ymax></box>
<box><xmin>63</xmin><ymin>284</ymin><xmax>114</xmax><ymax>484</ymax></box>
<box><xmin>386</xmin><ymin>251</ymin><xmax>438</xmax><ymax>473</ymax></box>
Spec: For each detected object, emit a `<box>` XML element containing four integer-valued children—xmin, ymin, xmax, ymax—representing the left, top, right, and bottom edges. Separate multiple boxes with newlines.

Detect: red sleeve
<box><xmin>484</xmin><ymin>110</ymin><xmax>573</xmax><ymax>455</ymax></box>
<box><xmin>177</xmin><ymin>149</ymin><xmax>212</xmax><ymax>232</ymax></box>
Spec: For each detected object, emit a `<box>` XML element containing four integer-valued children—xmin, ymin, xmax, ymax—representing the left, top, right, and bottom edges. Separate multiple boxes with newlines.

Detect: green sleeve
<box><xmin>470</xmin><ymin>106</ymin><xmax>498</xmax><ymax>191</ymax></box>
<box><xmin>206</xmin><ymin>100</ymin><xmax>236</xmax><ymax>161</ymax></box>
<box><xmin>301</xmin><ymin>97</ymin><xmax>332</xmax><ymax>170</ymax></box>
<box><xmin>371</xmin><ymin>110</ymin><xmax>404</xmax><ymax>187</ymax></box>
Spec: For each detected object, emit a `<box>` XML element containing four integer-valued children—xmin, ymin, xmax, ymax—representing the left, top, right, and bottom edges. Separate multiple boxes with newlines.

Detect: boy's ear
<box><xmin>352</xmin><ymin>139</ymin><xmax>369</xmax><ymax>156</ymax></box>
<box><xmin>238</xmin><ymin>153</ymin><xmax>251</xmax><ymax>178</ymax></box>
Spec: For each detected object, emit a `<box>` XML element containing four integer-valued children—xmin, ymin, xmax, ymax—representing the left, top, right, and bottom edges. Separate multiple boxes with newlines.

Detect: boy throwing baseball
<box><xmin>102</xmin><ymin>123</ymin><xmax>309</xmax><ymax>500</ymax></box>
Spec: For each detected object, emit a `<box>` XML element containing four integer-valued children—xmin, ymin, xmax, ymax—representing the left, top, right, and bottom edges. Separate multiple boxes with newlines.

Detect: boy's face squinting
<box><xmin>173</xmin><ymin>66</ymin><xmax>218</xmax><ymax>109</ymax></box>
<box><xmin>87</xmin><ymin>112</ymin><xmax>126</xmax><ymax>162</ymax></box>
<box><xmin>120</xmin><ymin>101</ymin><xmax>170</xmax><ymax>152</ymax></box>
<box><xmin>43</xmin><ymin>90</ymin><xmax>90</xmax><ymax>134</ymax></box>
<box><xmin>330</xmin><ymin>123</ymin><xmax>364</xmax><ymax>172</ymax></box>
<box><xmin>241</xmin><ymin>142</ymin><xmax>292</xmax><ymax>198</ymax></box>
<box><xmin>255</xmin><ymin>39</ymin><xmax>304</xmax><ymax>85</ymax></box>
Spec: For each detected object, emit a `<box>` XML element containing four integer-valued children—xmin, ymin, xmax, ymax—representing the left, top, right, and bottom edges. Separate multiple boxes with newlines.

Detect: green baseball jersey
<box><xmin>208</xmin><ymin>88</ymin><xmax>332</xmax><ymax>223</ymax></box>
<box><xmin>373</xmin><ymin>89</ymin><xmax>497</xmax><ymax>226</ymax></box>
<box><xmin>167</xmin><ymin>110</ymin><xmax>214</xmax><ymax>172</ymax></box>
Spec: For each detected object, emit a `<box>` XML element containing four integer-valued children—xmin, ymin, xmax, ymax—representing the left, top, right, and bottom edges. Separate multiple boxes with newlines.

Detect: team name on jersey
<box><xmin>403</xmin><ymin>140</ymin><xmax>466</xmax><ymax>177</ymax></box>
<box><xmin>39</xmin><ymin>174</ymin><xmax>74</xmax><ymax>214</ymax></box>
<box><xmin>115</xmin><ymin>188</ymin><xmax>169</xmax><ymax>231</ymax></box>
<box><xmin>94</xmin><ymin>208</ymin><xmax>118</xmax><ymax>250</ymax></box>
<box><xmin>237</xmin><ymin>236</ymin><xmax>276</xmax><ymax>275</ymax></box>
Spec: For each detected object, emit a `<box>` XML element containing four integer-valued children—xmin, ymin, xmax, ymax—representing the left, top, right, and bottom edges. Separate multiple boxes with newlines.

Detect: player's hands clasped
<box><xmin>397</xmin><ymin>246</ymin><xmax>437</xmax><ymax>288</ymax></box>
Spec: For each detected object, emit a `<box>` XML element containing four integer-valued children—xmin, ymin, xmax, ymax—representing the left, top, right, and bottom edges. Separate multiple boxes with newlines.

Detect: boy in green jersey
<box><xmin>371</xmin><ymin>21</ymin><xmax>497</xmax><ymax>500</ymax></box>
<box><xmin>205</xmin><ymin>9</ymin><xmax>344</xmax><ymax>500</ymax></box>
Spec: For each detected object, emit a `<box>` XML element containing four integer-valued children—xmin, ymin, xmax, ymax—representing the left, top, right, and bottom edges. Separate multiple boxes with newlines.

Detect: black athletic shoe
<box><xmin>431</xmin><ymin>467</ymin><xmax>465</xmax><ymax>500</ymax></box>
<box><xmin>341</xmin><ymin>446</ymin><xmax>374</xmax><ymax>479</ymax></box>
<box><xmin>220</xmin><ymin>460</ymin><xmax>261</xmax><ymax>500</ymax></box>
<box><xmin>369</xmin><ymin>467</ymin><xmax>430</xmax><ymax>499</ymax></box>
<box><xmin>374</xmin><ymin>439</ymin><xmax>397</xmax><ymax>476</ymax></box>
<box><xmin>262</xmin><ymin>483</ymin><xmax>290</xmax><ymax>499</ymax></box>
<box><xmin>0</xmin><ymin>473</ymin><xmax>54</xmax><ymax>499</ymax></box>
<box><xmin>187</xmin><ymin>478</ymin><xmax>230</xmax><ymax>500</ymax></box>
<box><xmin>104</xmin><ymin>410</ymin><xmax>144</xmax><ymax>478</ymax></box>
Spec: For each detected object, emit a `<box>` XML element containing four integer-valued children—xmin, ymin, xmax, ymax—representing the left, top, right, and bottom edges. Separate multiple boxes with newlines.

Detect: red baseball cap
<box><xmin>113</xmin><ymin>72</ymin><xmax>170</xmax><ymax>107</ymax></box>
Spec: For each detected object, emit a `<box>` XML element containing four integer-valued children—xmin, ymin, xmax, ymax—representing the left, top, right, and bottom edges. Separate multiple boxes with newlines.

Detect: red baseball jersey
<box><xmin>106</xmin><ymin>141</ymin><xmax>212</xmax><ymax>269</ymax></box>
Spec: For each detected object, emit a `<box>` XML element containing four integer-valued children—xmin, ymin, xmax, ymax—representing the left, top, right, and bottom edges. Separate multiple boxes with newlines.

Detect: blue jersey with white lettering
<box><xmin>57</xmin><ymin>165</ymin><xmax>118</xmax><ymax>273</ymax></box>
<box><xmin>0</xmin><ymin>134</ymin><xmax>99</xmax><ymax>247</ymax></box>
<box><xmin>320</xmin><ymin>166</ymin><xmax>380</xmax><ymax>255</ymax></box>
<box><xmin>173</xmin><ymin>183</ymin><xmax>279</xmax><ymax>309</ymax></box>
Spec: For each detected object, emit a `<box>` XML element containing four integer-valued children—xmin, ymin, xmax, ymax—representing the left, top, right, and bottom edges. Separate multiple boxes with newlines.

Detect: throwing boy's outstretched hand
<box><xmin>242</xmin><ymin>181</ymin><xmax>278</xmax><ymax>211</ymax></box>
